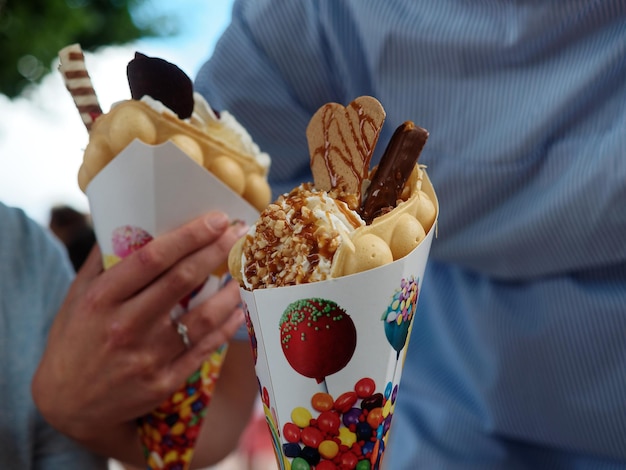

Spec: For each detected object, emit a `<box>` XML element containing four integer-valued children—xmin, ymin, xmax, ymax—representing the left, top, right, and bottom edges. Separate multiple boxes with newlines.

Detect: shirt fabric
<box><xmin>0</xmin><ymin>203</ymin><xmax>107</xmax><ymax>469</ymax></box>
<box><xmin>195</xmin><ymin>1</ymin><xmax>626</xmax><ymax>468</ymax></box>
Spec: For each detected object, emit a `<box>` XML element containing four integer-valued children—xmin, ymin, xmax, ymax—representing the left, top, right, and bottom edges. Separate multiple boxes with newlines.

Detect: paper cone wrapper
<box><xmin>240</xmin><ymin>198</ymin><xmax>437</xmax><ymax>470</ymax></box>
<box><xmin>86</xmin><ymin>139</ymin><xmax>260</xmax><ymax>470</ymax></box>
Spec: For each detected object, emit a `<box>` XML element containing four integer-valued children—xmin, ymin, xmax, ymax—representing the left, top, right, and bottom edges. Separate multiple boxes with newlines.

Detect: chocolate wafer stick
<box><xmin>360</xmin><ymin>121</ymin><xmax>429</xmax><ymax>224</ymax></box>
<box><xmin>58</xmin><ymin>44</ymin><xmax>103</xmax><ymax>131</ymax></box>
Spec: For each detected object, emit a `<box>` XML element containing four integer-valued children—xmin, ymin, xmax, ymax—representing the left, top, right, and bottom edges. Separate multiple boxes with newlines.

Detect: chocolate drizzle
<box><xmin>317</xmin><ymin>101</ymin><xmax>378</xmax><ymax>188</ymax></box>
<box><xmin>307</xmin><ymin>96</ymin><xmax>386</xmax><ymax>201</ymax></box>
<box><xmin>360</xmin><ymin>121</ymin><xmax>429</xmax><ymax>224</ymax></box>
<box><xmin>242</xmin><ymin>185</ymin><xmax>359</xmax><ymax>288</ymax></box>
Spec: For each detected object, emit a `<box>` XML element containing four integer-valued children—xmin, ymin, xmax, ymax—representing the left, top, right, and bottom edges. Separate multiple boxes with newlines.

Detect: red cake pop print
<box><xmin>111</xmin><ymin>225</ymin><xmax>153</xmax><ymax>258</ymax></box>
<box><xmin>279</xmin><ymin>298</ymin><xmax>357</xmax><ymax>385</ymax></box>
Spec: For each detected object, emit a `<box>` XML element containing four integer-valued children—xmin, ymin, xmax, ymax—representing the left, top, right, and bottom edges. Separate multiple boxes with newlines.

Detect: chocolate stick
<box><xmin>359</xmin><ymin>121</ymin><xmax>429</xmax><ymax>224</ymax></box>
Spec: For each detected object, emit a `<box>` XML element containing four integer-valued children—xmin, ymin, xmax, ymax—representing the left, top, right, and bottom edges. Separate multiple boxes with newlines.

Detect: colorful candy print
<box><xmin>138</xmin><ymin>345</ymin><xmax>227</xmax><ymax>470</ymax></box>
<box><xmin>276</xmin><ymin>378</ymin><xmax>397</xmax><ymax>470</ymax></box>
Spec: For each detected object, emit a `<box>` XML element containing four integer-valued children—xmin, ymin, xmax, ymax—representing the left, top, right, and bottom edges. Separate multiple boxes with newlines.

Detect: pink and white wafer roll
<box><xmin>58</xmin><ymin>43</ymin><xmax>103</xmax><ymax>131</ymax></box>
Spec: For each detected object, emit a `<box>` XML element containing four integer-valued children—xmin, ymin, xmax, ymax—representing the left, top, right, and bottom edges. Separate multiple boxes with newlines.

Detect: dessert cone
<box><xmin>137</xmin><ymin>347</ymin><xmax>226</xmax><ymax>470</ymax></box>
<box><xmin>87</xmin><ymin>140</ymin><xmax>260</xmax><ymax>470</ymax></box>
<box><xmin>238</xmin><ymin>175</ymin><xmax>437</xmax><ymax>470</ymax></box>
<box><xmin>59</xmin><ymin>46</ymin><xmax>272</xmax><ymax>469</ymax></box>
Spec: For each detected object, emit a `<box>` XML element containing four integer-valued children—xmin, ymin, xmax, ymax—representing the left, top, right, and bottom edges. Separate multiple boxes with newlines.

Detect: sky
<box><xmin>0</xmin><ymin>0</ymin><xmax>235</xmax><ymax>225</ymax></box>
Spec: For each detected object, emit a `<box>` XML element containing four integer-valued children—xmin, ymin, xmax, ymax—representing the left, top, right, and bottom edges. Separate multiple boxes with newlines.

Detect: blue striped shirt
<box><xmin>0</xmin><ymin>203</ymin><xmax>107</xmax><ymax>469</ymax></box>
<box><xmin>196</xmin><ymin>1</ymin><xmax>626</xmax><ymax>468</ymax></box>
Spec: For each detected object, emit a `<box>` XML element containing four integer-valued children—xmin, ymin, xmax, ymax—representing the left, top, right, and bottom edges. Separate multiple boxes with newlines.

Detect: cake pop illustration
<box><xmin>279</xmin><ymin>298</ymin><xmax>357</xmax><ymax>388</ymax></box>
<box><xmin>111</xmin><ymin>225</ymin><xmax>153</xmax><ymax>258</ymax></box>
<box><xmin>381</xmin><ymin>277</ymin><xmax>418</xmax><ymax>358</ymax></box>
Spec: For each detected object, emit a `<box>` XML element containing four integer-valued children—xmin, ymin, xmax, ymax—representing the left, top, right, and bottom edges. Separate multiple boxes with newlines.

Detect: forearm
<box><xmin>73</xmin><ymin>424</ymin><xmax>145</xmax><ymax>466</ymax></box>
<box><xmin>34</xmin><ymin>343</ymin><xmax>256</xmax><ymax>469</ymax></box>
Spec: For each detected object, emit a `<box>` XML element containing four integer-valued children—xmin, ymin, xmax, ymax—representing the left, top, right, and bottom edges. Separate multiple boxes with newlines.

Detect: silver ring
<box><xmin>174</xmin><ymin>320</ymin><xmax>192</xmax><ymax>349</ymax></box>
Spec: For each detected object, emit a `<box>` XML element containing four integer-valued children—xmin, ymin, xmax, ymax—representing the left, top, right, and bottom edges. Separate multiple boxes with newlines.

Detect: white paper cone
<box><xmin>87</xmin><ymin>139</ymin><xmax>259</xmax><ymax>254</ymax></box>
<box><xmin>240</xmin><ymin>212</ymin><xmax>436</xmax><ymax>470</ymax></box>
<box><xmin>85</xmin><ymin>139</ymin><xmax>261</xmax><ymax>469</ymax></box>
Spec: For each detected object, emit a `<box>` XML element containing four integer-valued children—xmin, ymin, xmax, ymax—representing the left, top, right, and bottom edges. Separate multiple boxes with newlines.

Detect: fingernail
<box><xmin>232</xmin><ymin>219</ymin><xmax>249</xmax><ymax>237</ymax></box>
<box><xmin>206</xmin><ymin>213</ymin><xmax>229</xmax><ymax>230</ymax></box>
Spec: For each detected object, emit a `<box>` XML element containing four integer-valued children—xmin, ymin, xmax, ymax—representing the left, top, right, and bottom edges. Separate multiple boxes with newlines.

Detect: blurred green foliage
<box><xmin>0</xmin><ymin>0</ymin><xmax>174</xmax><ymax>98</ymax></box>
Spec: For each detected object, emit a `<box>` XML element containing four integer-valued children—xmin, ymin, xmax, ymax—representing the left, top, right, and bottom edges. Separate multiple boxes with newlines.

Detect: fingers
<box><xmin>98</xmin><ymin>212</ymin><xmax>235</xmax><ymax>302</ymax></box>
<box><xmin>158</xmin><ymin>281</ymin><xmax>246</xmax><ymax>392</ymax></box>
<box><xmin>127</xmin><ymin>222</ymin><xmax>247</xmax><ymax>324</ymax></box>
<box><xmin>63</xmin><ymin>212</ymin><xmax>249</xmax><ymax>402</ymax></box>
<box><xmin>182</xmin><ymin>280</ymin><xmax>244</xmax><ymax>350</ymax></box>
<box><xmin>165</xmin><ymin>279</ymin><xmax>243</xmax><ymax>355</ymax></box>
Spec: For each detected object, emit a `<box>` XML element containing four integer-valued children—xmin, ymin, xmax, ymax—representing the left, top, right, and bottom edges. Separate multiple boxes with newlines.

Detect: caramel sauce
<box><xmin>243</xmin><ymin>187</ymin><xmax>349</xmax><ymax>288</ymax></box>
<box><xmin>310</xmin><ymin>100</ymin><xmax>382</xmax><ymax>196</ymax></box>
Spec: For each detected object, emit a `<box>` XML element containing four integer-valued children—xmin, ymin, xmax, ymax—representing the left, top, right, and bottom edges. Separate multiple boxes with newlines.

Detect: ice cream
<box><xmin>229</xmin><ymin>96</ymin><xmax>436</xmax><ymax>289</ymax></box>
<box><xmin>234</xmin><ymin>184</ymin><xmax>365</xmax><ymax>289</ymax></box>
<box><xmin>59</xmin><ymin>46</ymin><xmax>272</xmax><ymax>211</ymax></box>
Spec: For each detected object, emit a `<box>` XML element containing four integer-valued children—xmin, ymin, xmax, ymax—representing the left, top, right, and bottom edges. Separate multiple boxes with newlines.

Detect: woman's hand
<box><xmin>32</xmin><ymin>211</ymin><xmax>249</xmax><ymax>464</ymax></box>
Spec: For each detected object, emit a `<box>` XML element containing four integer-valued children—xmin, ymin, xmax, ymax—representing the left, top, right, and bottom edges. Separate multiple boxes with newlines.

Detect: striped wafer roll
<box><xmin>58</xmin><ymin>43</ymin><xmax>103</xmax><ymax>131</ymax></box>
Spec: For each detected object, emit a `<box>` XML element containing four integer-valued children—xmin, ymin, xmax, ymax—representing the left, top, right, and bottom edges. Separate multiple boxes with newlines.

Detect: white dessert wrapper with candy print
<box><xmin>86</xmin><ymin>138</ymin><xmax>261</xmax><ymax>316</ymax></box>
<box><xmin>239</xmin><ymin>180</ymin><xmax>438</xmax><ymax>470</ymax></box>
